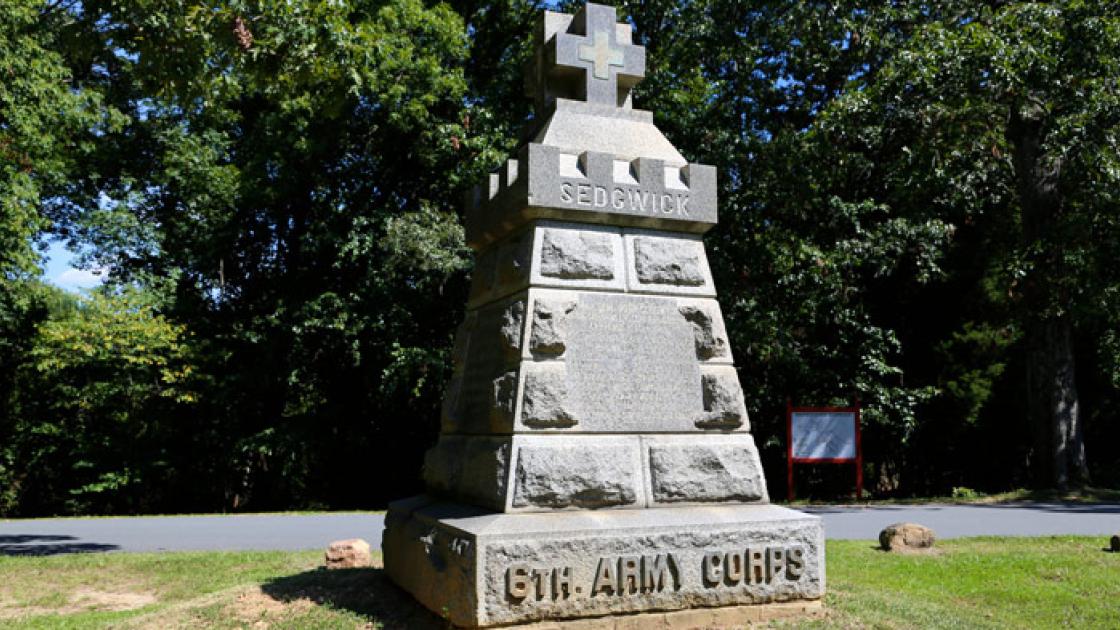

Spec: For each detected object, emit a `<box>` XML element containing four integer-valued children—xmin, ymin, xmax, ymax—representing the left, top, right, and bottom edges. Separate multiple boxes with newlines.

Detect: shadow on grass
<box><xmin>261</xmin><ymin>566</ymin><xmax>451</xmax><ymax>629</ymax></box>
<box><xmin>0</xmin><ymin>534</ymin><xmax>120</xmax><ymax>556</ymax></box>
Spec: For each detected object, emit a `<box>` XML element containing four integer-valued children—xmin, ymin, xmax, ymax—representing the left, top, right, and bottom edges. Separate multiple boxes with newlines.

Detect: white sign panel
<box><xmin>791</xmin><ymin>412</ymin><xmax>857</xmax><ymax>460</ymax></box>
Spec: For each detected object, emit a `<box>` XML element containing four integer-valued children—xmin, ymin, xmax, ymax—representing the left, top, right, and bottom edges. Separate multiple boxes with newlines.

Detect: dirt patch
<box><xmin>228</xmin><ymin>587</ymin><xmax>316</xmax><ymax>627</ymax></box>
<box><xmin>70</xmin><ymin>587</ymin><xmax>157</xmax><ymax>612</ymax></box>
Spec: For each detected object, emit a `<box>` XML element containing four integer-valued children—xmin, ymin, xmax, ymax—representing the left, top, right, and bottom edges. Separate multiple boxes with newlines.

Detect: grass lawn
<box><xmin>0</xmin><ymin>537</ymin><xmax>1116</xmax><ymax>629</ymax></box>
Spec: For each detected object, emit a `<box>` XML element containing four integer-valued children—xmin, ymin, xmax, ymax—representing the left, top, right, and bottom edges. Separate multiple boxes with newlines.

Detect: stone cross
<box><xmin>550</xmin><ymin>3</ymin><xmax>645</xmax><ymax>107</ymax></box>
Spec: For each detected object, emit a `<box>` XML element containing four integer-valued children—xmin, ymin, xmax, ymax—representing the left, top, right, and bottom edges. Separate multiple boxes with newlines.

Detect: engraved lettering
<box><xmin>767</xmin><ymin>547</ymin><xmax>785</xmax><ymax>582</ymax></box>
<box><xmin>724</xmin><ymin>550</ymin><xmax>744</xmax><ymax>585</ymax></box>
<box><xmin>747</xmin><ymin>547</ymin><xmax>766</xmax><ymax>585</ymax></box>
<box><xmin>553</xmin><ymin>566</ymin><xmax>572</xmax><ymax>599</ymax></box>
<box><xmin>702</xmin><ymin>551</ymin><xmax>723</xmax><ymax>585</ymax></box>
<box><xmin>559</xmin><ymin>182</ymin><xmax>573</xmax><ymax>203</ymax></box>
<box><xmin>619</xmin><ymin>556</ymin><xmax>640</xmax><ymax>594</ymax></box>
<box><xmin>786</xmin><ymin>546</ymin><xmax>805</xmax><ymax>580</ymax></box>
<box><xmin>612</xmin><ymin>188</ymin><xmax>625</xmax><ymax>210</ymax></box>
<box><xmin>507</xmin><ymin>564</ymin><xmax>531</xmax><ymax>599</ymax></box>
<box><xmin>677</xmin><ymin>193</ymin><xmax>690</xmax><ymax>216</ymax></box>
<box><xmin>592</xmin><ymin>557</ymin><xmax>615</xmax><ymax>595</ymax></box>
<box><xmin>661</xmin><ymin>194</ymin><xmax>673</xmax><ymax>214</ymax></box>
<box><xmin>637</xmin><ymin>190</ymin><xmax>650</xmax><ymax>213</ymax></box>
<box><xmin>577</xmin><ymin>183</ymin><xmax>592</xmax><ymax>206</ymax></box>
<box><xmin>531</xmin><ymin>567</ymin><xmax>548</xmax><ymax>599</ymax></box>
<box><xmin>641</xmin><ymin>554</ymin><xmax>671</xmax><ymax>591</ymax></box>
<box><xmin>594</xmin><ymin>185</ymin><xmax>608</xmax><ymax>207</ymax></box>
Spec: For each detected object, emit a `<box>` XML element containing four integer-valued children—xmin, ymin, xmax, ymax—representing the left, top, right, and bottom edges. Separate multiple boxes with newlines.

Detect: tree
<box><xmin>814</xmin><ymin>1</ymin><xmax>1120</xmax><ymax>487</ymax></box>
<box><xmin>9</xmin><ymin>287</ymin><xmax>199</xmax><ymax>515</ymax></box>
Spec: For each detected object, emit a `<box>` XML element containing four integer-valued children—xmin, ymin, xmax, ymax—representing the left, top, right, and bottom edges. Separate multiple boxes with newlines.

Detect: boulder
<box><xmin>879</xmin><ymin>522</ymin><xmax>936</xmax><ymax>552</ymax></box>
<box><xmin>325</xmin><ymin>538</ymin><xmax>372</xmax><ymax>569</ymax></box>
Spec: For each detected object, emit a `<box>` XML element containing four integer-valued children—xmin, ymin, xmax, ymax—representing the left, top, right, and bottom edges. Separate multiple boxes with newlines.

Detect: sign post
<box><xmin>786</xmin><ymin>399</ymin><xmax>862</xmax><ymax>502</ymax></box>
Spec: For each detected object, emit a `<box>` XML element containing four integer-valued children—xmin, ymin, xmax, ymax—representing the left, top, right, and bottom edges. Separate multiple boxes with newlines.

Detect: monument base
<box><xmin>383</xmin><ymin>496</ymin><xmax>825</xmax><ymax>628</ymax></box>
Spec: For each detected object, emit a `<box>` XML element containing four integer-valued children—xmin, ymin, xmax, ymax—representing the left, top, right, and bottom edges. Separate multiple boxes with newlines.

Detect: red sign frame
<box><xmin>786</xmin><ymin>399</ymin><xmax>862</xmax><ymax>502</ymax></box>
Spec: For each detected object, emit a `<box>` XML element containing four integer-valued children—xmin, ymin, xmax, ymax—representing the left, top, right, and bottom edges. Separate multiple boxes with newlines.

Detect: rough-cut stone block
<box><xmin>529</xmin><ymin>223</ymin><xmax>626</xmax><ymax>291</ymax></box>
<box><xmin>325</xmin><ymin>538</ymin><xmax>372</xmax><ymax>569</ymax></box>
<box><xmin>646</xmin><ymin>435</ymin><xmax>767</xmax><ymax>505</ymax></box>
<box><xmin>383</xmin><ymin>499</ymin><xmax>824</xmax><ymax>628</ymax></box>
<box><xmin>494</xmin><ymin>230</ymin><xmax>533</xmax><ymax>296</ymax></box>
<box><xmin>469</xmin><ymin>248</ymin><xmax>500</xmax><ymax>306</ymax></box>
<box><xmin>511</xmin><ymin>440</ymin><xmax>640</xmax><ymax>510</ymax></box>
<box><xmin>520</xmin><ymin>363</ymin><xmax>577</xmax><ymax>428</ymax></box>
<box><xmin>624</xmin><ymin>231</ymin><xmax>714</xmax><ymax>296</ymax></box>
<box><xmin>540</xmin><ymin>228</ymin><xmax>615</xmax><ymax>279</ymax></box>
<box><xmin>696</xmin><ymin>366</ymin><xmax>748</xmax><ymax>430</ymax></box>
<box><xmin>529</xmin><ymin>296</ymin><xmax>578</xmax><ymax>356</ymax></box>
<box><xmin>457</xmin><ymin>296</ymin><xmax>527</xmax><ymax>433</ymax></box>
<box><xmin>633</xmin><ymin>236</ymin><xmax>705</xmax><ymax>286</ymax></box>
<box><xmin>678</xmin><ymin>299</ymin><xmax>731</xmax><ymax>362</ymax></box>
<box><xmin>423</xmin><ymin>436</ymin><xmax>512</xmax><ymax>511</ymax></box>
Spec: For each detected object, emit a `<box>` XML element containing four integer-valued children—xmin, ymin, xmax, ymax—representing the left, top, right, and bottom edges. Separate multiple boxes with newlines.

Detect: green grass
<box><xmin>1</xmin><ymin>538</ymin><xmax>1117</xmax><ymax>628</ymax></box>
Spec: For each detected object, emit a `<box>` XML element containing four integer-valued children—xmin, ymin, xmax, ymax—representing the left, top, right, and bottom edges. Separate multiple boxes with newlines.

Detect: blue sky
<box><xmin>42</xmin><ymin>239</ymin><xmax>105</xmax><ymax>292</ymax></box>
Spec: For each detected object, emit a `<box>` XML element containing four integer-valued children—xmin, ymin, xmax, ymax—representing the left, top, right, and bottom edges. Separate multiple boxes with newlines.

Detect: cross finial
<box><xmin>525</xmin><ymin>3</ymin><xmax>646</xmax><ymax>112</ymax></box>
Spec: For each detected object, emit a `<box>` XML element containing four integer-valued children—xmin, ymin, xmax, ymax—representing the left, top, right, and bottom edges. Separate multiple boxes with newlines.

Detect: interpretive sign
<box><xmin>786</xmin><ymin>401</ymin><xmax>863</xmax><ymax>501</ymax></box>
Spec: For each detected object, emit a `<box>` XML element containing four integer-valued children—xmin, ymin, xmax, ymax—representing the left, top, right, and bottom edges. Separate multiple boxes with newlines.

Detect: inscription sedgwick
<box><xmin>559</xmin><ymin>182</ymin><xmax>691</xmax><ymax>217</ymax></box>
<box><xmin>506</xmin><ymin>546</ymin><xmax>804</xmax><ymax>603</ymax></box>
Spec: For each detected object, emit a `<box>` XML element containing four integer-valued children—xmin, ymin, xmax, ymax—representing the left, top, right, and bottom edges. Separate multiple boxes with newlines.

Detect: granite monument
<box><xmin>383</xmin><ymin>4</ymin><xmax>825</xmax><ymax>626</ymax></box>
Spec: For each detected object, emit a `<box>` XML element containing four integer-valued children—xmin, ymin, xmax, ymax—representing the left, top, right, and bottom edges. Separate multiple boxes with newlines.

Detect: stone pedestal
<box><xmin>383</xmin><ymin>3</ymin><xmax>824</xmax><ymax>627</ymax></box>
<box><xmin>385</xmin><ymin>498</ymin><xmax>823</xmax><ymax>628</ymax></box>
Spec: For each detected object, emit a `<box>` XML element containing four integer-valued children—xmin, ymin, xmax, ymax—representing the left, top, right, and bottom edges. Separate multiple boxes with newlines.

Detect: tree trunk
<box><xmin>1009</xmin><ymin>100</ymin><xmax>1090</xmax><ymax>489</ymax></box>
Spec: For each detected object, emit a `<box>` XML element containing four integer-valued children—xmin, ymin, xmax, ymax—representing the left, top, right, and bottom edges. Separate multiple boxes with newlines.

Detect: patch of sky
<box><xmin>42</xmin><ymin>239</ymin><xmax>106</xmax><ymax>292</ymax></box>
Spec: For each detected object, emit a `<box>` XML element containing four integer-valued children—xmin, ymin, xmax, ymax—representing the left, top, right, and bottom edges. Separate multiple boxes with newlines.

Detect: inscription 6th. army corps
<box><xmin>506</xmin><ymin>545</ymin><xmax>805</xmax><ymax>602</ymax></box>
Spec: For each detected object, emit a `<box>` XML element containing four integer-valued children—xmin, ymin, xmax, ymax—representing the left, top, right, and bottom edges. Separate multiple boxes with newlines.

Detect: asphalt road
<box><xmin>2</xmin><ymin>503</ymin><xmax>1118</xmax><ymax>556</ymax></box>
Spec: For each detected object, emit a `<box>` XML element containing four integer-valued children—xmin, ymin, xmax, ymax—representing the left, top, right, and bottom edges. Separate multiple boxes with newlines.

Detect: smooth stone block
<box><xmin>383</xmin><ymin>499</ymin><xmax>824</xmax><ymax>628</ymax></box>
<box><xmin>561</xmin><ymin>291</ymin><xmax>702</xmax><ymax>430</ymax></box>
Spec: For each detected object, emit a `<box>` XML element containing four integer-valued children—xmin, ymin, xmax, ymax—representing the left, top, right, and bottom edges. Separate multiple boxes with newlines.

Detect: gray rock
<box><xmin>697</xmin><ymin>367</ymin><xmax>748</xmax><ymax>429</ymax></box>
<box><xmin>633</xmin><ymin>236</ymin><xmax>706</xmax><ymax>286</ymax></box>
<box><xmin>649</xmin><ymin>441</ymin><xmax>766</xmax><ymax>504</ymax></box>
<box><xmin>879</xmin><ymin>522</ymin><xmax>936</xmax><ymax>552</ymax></box>
<box><xmin>530</xmin><ymin>296</ymin><xmax>578</xmax><ymax>356</ymax></box>
<box><xmin>540</xmin><ymin>228</ymin><xmax>616</xmax><ymax>279</ymax></box>
<box><xmin>512</xmin><ymin>444</ymin><xmax>638</xmax><ymax>509</ymax></box>
<box><xmin>520</xmin><ymin>363</ymin><xmax>577</xmax><ymax>428</ymax></box>
<box><xmin>325</xmin><ymin>538</ymin><xmax>372</xmax><ymax>569</ymax></box>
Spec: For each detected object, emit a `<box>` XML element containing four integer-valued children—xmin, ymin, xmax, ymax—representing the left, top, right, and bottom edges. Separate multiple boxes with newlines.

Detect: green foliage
<box><xmin>8</xmin><ymin>287</ymin><xmax>200</xmax><ymax>515</ymax></box>
<box><xmin>2</xmin><ymin>0</ymin><xmax>1120</xmax><ymax>513</ymax></box>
